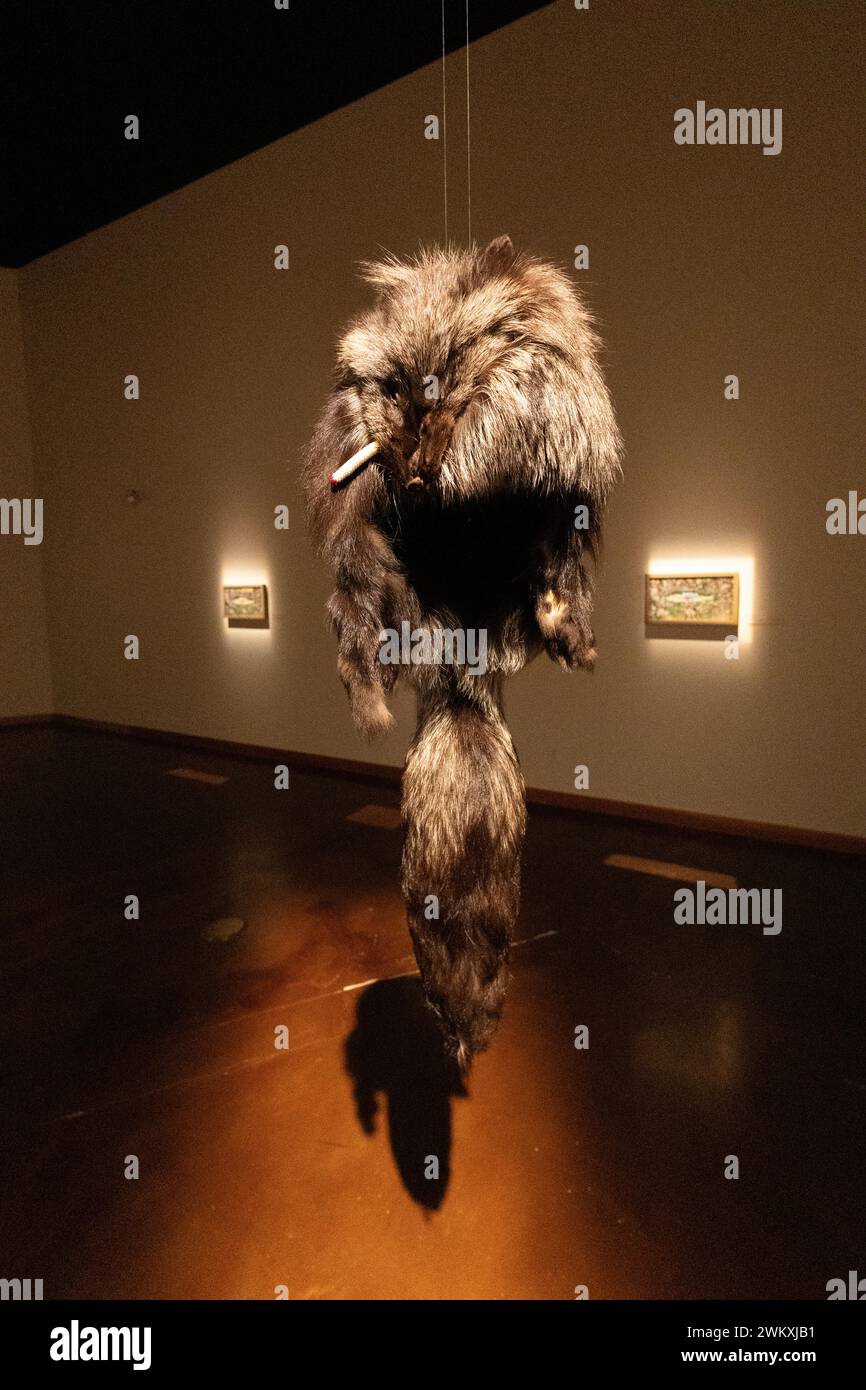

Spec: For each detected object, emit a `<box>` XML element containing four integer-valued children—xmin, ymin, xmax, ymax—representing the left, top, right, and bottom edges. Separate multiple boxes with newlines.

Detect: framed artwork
<box><xmin>645</xmin><ymin>573</ymin><xmax>739</xmax><ymax>626</ymax></box>
<box><xmin>223</xmin><ymin>584</ymin><xmax>268</xmax><ymax>626</ymax></box>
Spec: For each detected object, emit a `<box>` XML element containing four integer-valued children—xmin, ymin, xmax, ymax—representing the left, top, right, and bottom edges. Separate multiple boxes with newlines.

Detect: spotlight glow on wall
<box><xmin>647</xmin><ymin>555</ymin><xmax>755</xmax><ymax>643</ymax></box>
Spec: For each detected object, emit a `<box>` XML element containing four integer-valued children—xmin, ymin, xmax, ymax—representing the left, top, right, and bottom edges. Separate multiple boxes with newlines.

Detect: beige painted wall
<box><xmin>16</xmin><ymin>1</ymin><xmax>865</xmax><ymax>835</ymax></box>
<box><xmin>0</xmin><ymin>268</ymin><xmax>52</xmax><ymax>715</ymax></box>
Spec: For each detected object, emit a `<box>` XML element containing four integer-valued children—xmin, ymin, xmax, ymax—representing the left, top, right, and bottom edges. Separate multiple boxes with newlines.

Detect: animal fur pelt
<box><xmin>305</xmin><ymin>236</ymin><xmax>621</xmax><ymax>1069</ymax></box>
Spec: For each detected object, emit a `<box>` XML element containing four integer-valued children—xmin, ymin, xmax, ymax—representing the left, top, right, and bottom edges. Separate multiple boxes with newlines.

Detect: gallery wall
<box><xmin>14</xmin><ymin>1</ymin><xmax>865</xmax><ymax>836</ymax></box>
<box><xmin>0</xmin><ymin>269</ymin><xmax>52</xmax><ymax>717</ymax></box>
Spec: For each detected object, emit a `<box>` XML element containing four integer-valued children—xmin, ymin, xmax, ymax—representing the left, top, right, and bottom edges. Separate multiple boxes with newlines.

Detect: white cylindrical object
<box><xmin>330</xmin><ymin>440</ymin><xmax>379</xmax><ymax>486</ymax></box>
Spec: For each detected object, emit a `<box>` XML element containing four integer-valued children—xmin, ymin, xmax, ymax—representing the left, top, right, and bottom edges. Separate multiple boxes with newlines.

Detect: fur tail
<box><xmin>401</xmin><ymin>686</ymin><xmax>526</xmax><ymax>1069</ymax></box>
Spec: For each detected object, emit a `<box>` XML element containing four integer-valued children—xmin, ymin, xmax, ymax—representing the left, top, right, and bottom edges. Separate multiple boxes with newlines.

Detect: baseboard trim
<box><xmin>0</xmin><ymin>713</ymin><xmax>55</xmax><ymax>727</ymax></box>
<box><xmin>7</xmin><ymin>713</ymin><xmax>863</xmax><ymax>857</ymax></box>
<box><xmin>526</xmin><ymin>786</ymin><xmax>864</xmax><ymax>856</ymax></box>
<box><xmin>49</xmin><ymin>714</ymin><xmax>403</xmax><ymax>786</ymax></box>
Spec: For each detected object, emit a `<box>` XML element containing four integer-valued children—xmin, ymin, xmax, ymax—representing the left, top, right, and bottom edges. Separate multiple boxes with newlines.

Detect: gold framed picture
<box><xmin>223</xmin><ymin>585</ymin><xmax>268</xmax><ymax>624</ymax></box>
<box><xmin>645</xmin><ymin>573</ymin><xmax>739</xmax><ymax>626</ymax></box>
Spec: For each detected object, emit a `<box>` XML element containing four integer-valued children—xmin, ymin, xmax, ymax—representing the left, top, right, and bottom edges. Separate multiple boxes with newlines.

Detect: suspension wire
<box><xmin>465</xmin><ymin>0</ymin><xmax>471</xmax><ymax>245</ymax></box>
<box><xmin>441</xmin><ymin>1</ymin><xmax>448</xmax><ymax>244</ymax></box>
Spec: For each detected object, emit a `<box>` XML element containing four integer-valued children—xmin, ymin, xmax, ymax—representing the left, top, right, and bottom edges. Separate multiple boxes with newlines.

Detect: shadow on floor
<box><xmin>344</xmin><ymin>977</ymin><xmax>466</xmax><ymax>1210</ymax></box>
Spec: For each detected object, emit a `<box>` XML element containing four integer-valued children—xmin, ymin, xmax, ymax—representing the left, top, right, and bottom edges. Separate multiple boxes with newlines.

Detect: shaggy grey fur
<box><xmin>305</xmin><ymin>236</ymin><xmax>621</xmax><ymax>1068</ymax></box>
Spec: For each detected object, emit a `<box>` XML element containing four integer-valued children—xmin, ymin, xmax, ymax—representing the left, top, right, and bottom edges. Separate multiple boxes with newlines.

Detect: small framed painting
<box><xmin>223</xmin><ymin>585</ymin><xmax>268</xmax><ymax>626</ymax></box>
<box><xmin>645</xmin><ymin>573</ymin><xmax>739</xmax><ymax>626</ymax></box>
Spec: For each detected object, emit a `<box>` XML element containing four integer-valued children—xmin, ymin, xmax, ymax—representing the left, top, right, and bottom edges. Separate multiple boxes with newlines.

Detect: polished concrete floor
<box><xmin>0</xmin><ymin>725</ymin><xmax>863</xmax><ymax>1300</ymax></box>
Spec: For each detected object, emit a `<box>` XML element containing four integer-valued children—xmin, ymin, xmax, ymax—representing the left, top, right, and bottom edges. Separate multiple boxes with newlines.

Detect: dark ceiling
<box><xmin>2</xmin><ymin>0</ymin><xmax>553</xmax><ymax>268</ymax></box>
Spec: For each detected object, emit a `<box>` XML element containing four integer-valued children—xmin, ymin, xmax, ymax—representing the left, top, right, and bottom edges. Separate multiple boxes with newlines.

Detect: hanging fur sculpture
<box><xmin>305</xmin><ymin>236</ymin><xmax>622</xmax><ymax>1070</ymax></box>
